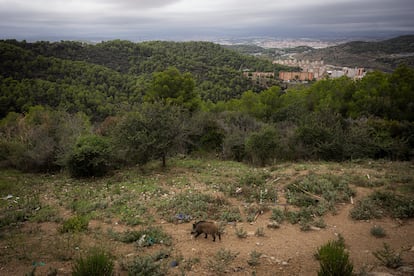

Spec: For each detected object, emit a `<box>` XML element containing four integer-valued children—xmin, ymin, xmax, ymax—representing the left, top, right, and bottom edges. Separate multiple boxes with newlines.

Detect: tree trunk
<box><xmin>162</xmin><ymin>154</ymin><xmax>166</xmax><ymax>167</ymax></box>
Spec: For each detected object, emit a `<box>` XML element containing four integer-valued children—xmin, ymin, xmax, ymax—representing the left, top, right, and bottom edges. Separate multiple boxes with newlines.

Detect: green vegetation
<box><xmin>67</xmin><ymin>135</ymin><xmax>113</xmax><ymax>177</ymax></box>
<box><xmin>281</xmin><ymin>173</ymin><xmax>355</xmax><ymax>227</ymax></box>
<box><xmin>316</xmin><ymin>237</ymin><xmax>353</xmax><ymax>276</ymax></box>
<box><xmin>0</xmin><ymin>37</ymin><xmax>413</xmax><ymax>275</ymax></box>
<box><xmin>247</xmin><ymin>250</ymin><xmax>262</xmax><ymax>266</ymax></box>
<box><xmin>60</xmin><ymin>215</ymin><xmax>89</xmax><ymax>233</ymax></box>
<box><xmin>72</xmin><ymin>248</ymin><xmax>114</xmax><ymax>276</ymax></box>
<box><xmin>156</xmin><ymin>191</ymin><xmax>236</xmax><ymax>221</ymax></box>
<box><xmin>125</xmin><ymin>254</ymin><xmax>166</xmax><ymax>276</ymax></box>
<box><xmin>296</xmin><ymin>35</ymin><xmax>414</xmax><ymax>72</ymax></box>
<box><xmin>207</xmin><ymin>248</ymin><xmax>239</xmax><ymax>275</ymax></box>
<box><xmin>1</xmin><ymin>39</ymin><xmax>414</xmax><ymax>175</ymax></box>
<box><xmin>111</xmin><ymin>226</ymin><xmax>172</xmax><ymax>246</ymax></box>
<box><xmin>350</xmin><ymin>191</ymin><xmax>414</xmax><ymax>220</ymax></box>
<box><xmin>373</xmin><ymin>243</ymin><xmax>404</xmax><ymax>268</ymax></box>
<box><xmin>235</xmin><ymin>227</ymin><xmax>248</xmax><ymax>238</ymax></box>
<box><xmin>370</xmin><ymin>225</ymin><xmax>386</xmax><ymax>238</ymax></box>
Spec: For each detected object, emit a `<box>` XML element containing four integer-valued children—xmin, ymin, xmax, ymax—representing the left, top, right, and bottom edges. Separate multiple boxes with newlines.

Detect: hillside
<box><xmin>1</xmin><ymin>159</ymin><xmax>413</xmax><ymax>275</ymax></box>
<box><xmin>295</xmin><ymin>35</ymin><xmax>414</xmax><ymax>71</ymax></box>
<box><xmin>0</xmin><ymin>40</ymin><xmax>291</xmax><ymax>119</ymax></box>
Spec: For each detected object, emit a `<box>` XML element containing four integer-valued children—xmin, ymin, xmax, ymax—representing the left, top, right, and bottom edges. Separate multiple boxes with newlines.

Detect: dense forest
<box><xmin>0</xmin><ymin>39</ymin><xmax>413</xmax><ymax>176</ymax></box>
<box><xmin>0</xmin><ymin>39</ymin><xmax>291</xmax><ymax>121</ymax></box>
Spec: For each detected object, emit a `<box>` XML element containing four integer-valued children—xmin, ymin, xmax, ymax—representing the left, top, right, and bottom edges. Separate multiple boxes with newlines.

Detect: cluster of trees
<box><xmin>1</xmin><ymin>39</ymin><xmax>413</xmax><ymax>177</ymax></box>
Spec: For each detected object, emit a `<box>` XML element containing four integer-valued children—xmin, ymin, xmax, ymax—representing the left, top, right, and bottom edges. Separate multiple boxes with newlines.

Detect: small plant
<box><xmin>255</xmin><ymin>227</ymin><xmax>265</xmax><ymax>237</ymax></box>
<box><xmin>111</xmin><ymin>226</ymin><xmax>172</xmax><ymax>246</ymax></box>
<box><xmin>270</xmin><ymin>208</ymin><xmax>285</xmax><ymax>223</ymax></box>
<box><xmin>299</xmin><ymin>220</ymin><xmax>312</xmax><ymax>231</ymax></box>
<box><xmin>247</xmin><ymin>250</ymin><xmax>262</xmax><ymax>266</ymax></box>
<box><xmin>60</xmin><ymin>215</ymin><xmax>89</xmax><ymax>233</ymax></box>
<box><xmin>183</xmin><ymin>257</ymin><xmax>200</xmax><ymax>271</ymax></box>
<box><xmin>316</xmin><ymin>238</ymin><xmax>353</xmax><ymax>276</ymax></box>
<box><xmin>370</xmin><ymin>225</ymin><xmax>386</xmax><ymax>238</ymax></box>
<box><xmin>220</xmin><ymin>207</ymin><xmax>243</xmax><ymax>222</ymax></box>
<box><xmin>207</xmin><ymin>248</ymin><xmax>239</xmax><ymax>275</ymax></box>
<box><xmin>373</xmin><ymin>243</ymin><xmax>404</xmax><ymax>268</ymax></box>
<box><xmin>127</xmin><ymin>254</ymin><xmax>165</xmax><ymax>276</ymax></box>
<box><xmin>313</xmin><ymin>218</ymin><xmax>327</xmax><ymax>229</ymax></box>
<box><xmin>72</xmin><ymin>248</ymin><xmax>114</xmax><ymax>276</ymax></box>
<box><xmin>235</xmin><ymin>227</ymin><xmax>247</xmax><ymax>238</ymax></box>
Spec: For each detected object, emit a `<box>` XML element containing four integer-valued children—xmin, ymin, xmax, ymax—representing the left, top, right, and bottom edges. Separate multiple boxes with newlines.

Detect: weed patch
<box><xmin>60</xmin><ymin>215</ymin><xmax>89</xmax><ymax>233</ymax></box>
<box><xmin>207</xmin><ymin>248</ymin><xmax>239</xmax><ymax>275</ymax></box>
<box><xmin>157</xmin><ymin>191</ymin><xmax>231</xmax><ymax>221</ymax></box>
<box><xmin>351</xmin><ymin>191</ymin><xmax>414</xmax><ymax>220</ymax></box>
<box><xmin>110</xmin><ymin>226</ymin><xmax>172</xmax><ymax>246</ymax></box>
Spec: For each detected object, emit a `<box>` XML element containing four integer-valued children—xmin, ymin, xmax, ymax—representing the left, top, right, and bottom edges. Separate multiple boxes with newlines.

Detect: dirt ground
<box><xmin>2</xmin><ymin>197</ymin><xmax>414</xmax><ymax>275</ymax></box>
<box><xmin>1</xmin><ymin>161</ymin><xmax>414</xmax><ymax>275</ymax></box>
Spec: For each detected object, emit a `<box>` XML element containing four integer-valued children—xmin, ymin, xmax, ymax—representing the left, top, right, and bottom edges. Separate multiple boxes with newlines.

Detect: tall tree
<box><xmin>146</xmin><ymin>67</ymin><xmax>200</xmax><ymax>112</ymax></box>
<box><xmin>114</xmin><ymin>102</ymin><xmax>188</xmax><ymax>167</ymax></box>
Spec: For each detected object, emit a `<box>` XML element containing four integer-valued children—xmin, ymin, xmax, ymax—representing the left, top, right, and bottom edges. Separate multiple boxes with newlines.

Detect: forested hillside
<box><xmin>0</xmin><ymin>40</ymin><xmax>291</xmax><ymax>120</ymax></box>
<box><xmin>295</xmin><ymin>35</ymin><xmax>414</xmax><ymax>71</ymax></box>
<box><xmin>0</xmin><ymin>39</ymin><xmax>413</xmax><ymax>175</ymax></box>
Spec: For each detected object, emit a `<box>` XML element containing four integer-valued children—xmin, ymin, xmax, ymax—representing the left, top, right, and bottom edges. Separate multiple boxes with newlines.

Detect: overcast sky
<box><xmin>0</xmin><ymin>0</ymin><xmax>413</xmax><ymax>41</ymax></box>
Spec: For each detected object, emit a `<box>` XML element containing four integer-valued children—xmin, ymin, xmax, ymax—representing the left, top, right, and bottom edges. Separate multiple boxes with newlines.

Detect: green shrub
<box><xmin>72</xmin><ymin>248</ymin><xmax>114</xmax><ymax>276</ymax></box>
<box><xmin>235</xmin><ymin>227</ymin><xmax>247</xmax><ymax>238</ymax></box>
<box><xmin>247</xmin><ymin>250</ymin><xmax>262</xmax><ymax>266</ymax></box>
<box><xmin>351</xmin><ymin>191</ymin><xmax>414</xmax><ymax>220</ymax></box>
<box><xmin>157</xmin><ymin>192</ymin><xmax>230</xmax><ymax>221</ymax></box>
<box><xmin>220</xmin><ymin>207</ymin><xmax>243</xmax><ymax>222</ymax></box>
<box><xmin>60</xmin><ymin>215</ymin><xmax>89</xmax><ymax>233</ymax></box>
<box><xmin>370</xmin><ymin>225</ymin><xmax>386</xmax><ymax>238</ymax></box>
<box><xmin>255</xmin><ymin>227</ymin><xmax>265</xmax><ymax>237</ymax></box>
<box><xmin>207</xmin><ymin>248</ymin><xmax>239</xmax><ymax>275</ymax></box>
<box><xmin>111</xmin><ymin>226</ymin><xmax>172</xmax><ymax>246</ymax></box>
<box><xmin>350</xmin><ymin>197</ymin><xmax>383</xmax><ymax>220</ymax></box>
<box><xmin>373</xmin><ymin>243</ymin><xmax>403</xmax><ymax>268</ymax></box>
<box><xmin>127</xmin><ymin>255</ymin><xmax>165</xmax><ymax>276</ymax></box>
<box><xmin>270</xmin><ymin>208</ymin><xmax>285</xmax><ymax>223</ymax></box>
<box><xmin>295</xmin><ymin>111</ymin><xmax>345</xmax><ymax>161</ymax></box>
<box><xmin>67</xmin><ymin>135</ymin><xmax>112</xmax><ymax>178</ymax></box>
<box><xmin>316</xmin><ymin>238</ymin><xmax>353</xmax><ymax>276</ymax></box>
<box><xmin>245</xmin><ymin>126</ymin><xmax>280</xmax><ymax>166</ymax></box>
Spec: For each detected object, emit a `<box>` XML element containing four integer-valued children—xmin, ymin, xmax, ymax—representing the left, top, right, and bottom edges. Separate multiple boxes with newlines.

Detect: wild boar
<box><xmin>191</xmin><ymin>221</ymin><xmax>221</xmax><ymax>242</ymax></box>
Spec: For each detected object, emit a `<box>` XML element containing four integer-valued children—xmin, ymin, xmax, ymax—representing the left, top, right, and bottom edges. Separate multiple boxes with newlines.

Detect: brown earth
<box><xmin>1</xmin><ymin>161</ymin><xmax>413</xmax><ymax>275</ymax></box>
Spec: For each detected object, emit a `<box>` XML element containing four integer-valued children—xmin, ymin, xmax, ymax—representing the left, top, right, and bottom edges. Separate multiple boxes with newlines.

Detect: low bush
<box><xmin>235</xmin><ymin>227</ymin><xmax>247</xmax><ymax>238</ymax></box>
<box><xmin>127</xmin><ymin>254</ymin><xmax>165</xmax><ymax>276</ymax></box>
<box><xmin>316</xmin><ymin>238</ymin><xmax>353</xmax><ymax>276</ymax></box>
<box><xmin>60</xmin><ymin>215</ymin><xmax>89</xmax><ymax>233</ymax></box>
<box><xmin>207</xmin><ymin>248</ymin><xmax>239</xmax><ymax>275</ymax></box>
<box><xmin>72</xmin><ymin>248</ymin><xmax>114</xmax><ymax>276</ymax></box>
<box><xmin>247</xmin><ymin>250</ymin><xmax>262</xmax><ymax>266</ymax></box>
<box><xmin>373</xmin><ymin>243</ymin><xmax>404</xmax><ymax>268</ymax></box>
<box><xmin>351</xmin><ymin>191</ymin><xmax>414</xmax><ymax>220</ymax></box>
<box><xmin>111</xmin><ymin>226</ymin><xmax>172</xmax><ymax>246</ymax></box>
<box><xmin>156</xmin><ymin>192</ymin><xmax>231</xmax><ymax>221</ymax></box>
<box><xmin>67</xmin><ymin>135</ymin><xmax>112</xmax><ymax>178</ymax></box>
<box><xmin>370</xmin><ymin>225</ymin><xmax>386</xmax><ymax>238</ymax></box>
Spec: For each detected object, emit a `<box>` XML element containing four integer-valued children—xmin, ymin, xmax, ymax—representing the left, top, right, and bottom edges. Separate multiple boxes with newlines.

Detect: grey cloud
<box><xmin>0</xmin><ymin>0</ymin><xmax>413</xmax><ymax>41</ymax></box>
